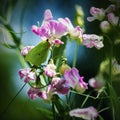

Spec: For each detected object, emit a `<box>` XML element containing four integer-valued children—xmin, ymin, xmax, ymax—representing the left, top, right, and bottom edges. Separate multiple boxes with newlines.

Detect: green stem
<box><xmin>16</xmin><ymin>49</ymin><xmax>28</xmax><ymax>68</ymax></box>
<box><xmin>0</xmin><ymin>83</ymin><xmax>27</xmax><ymax>117</ymax></box>
<box><xmin>52</xmin><ymin>101</ymin><xmax>56</xmax><ymax>120</ymax></box>
<box><xmin>81</xmin><ymin>94</ymin><xmax>89</xmax><ymax>108</ymax></box>
<box><xmin>109</xmin><ymin>41</ymin><xmax>115</xmax><ymax>120</ymax></box>
<box><xmin>72</xmin><ymin>43</ymin><xmax>78</xmax><ymax>67</ymax></box>
<box><xmin>109</xmin><ymin>44</ymin><xmax>113</xmax><ymax>86</ymax></box>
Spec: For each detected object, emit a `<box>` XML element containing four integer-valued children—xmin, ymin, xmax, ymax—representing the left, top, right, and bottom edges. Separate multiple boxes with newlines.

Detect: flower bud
<box><xmin>44</xmin><ymin>59</ymin><xmax>56</xmax><ymax>77</ymax></box>
<box><xmin>88</xmin><ymin>78</ymin><xmax>105</xmax><ymax>90</ymax></box>
<box><xmin>100</xmin><ymin>21</ymin><xmax>111</xmax><ymax>33</ymax></box>
<box><xmin>59</xmin><ymin>62</ymin><xmax>71</xmax><ymax>75</ymax></box>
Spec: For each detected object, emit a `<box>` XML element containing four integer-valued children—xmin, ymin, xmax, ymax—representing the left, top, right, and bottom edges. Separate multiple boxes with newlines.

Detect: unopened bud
<box><xmin>100</xmin><ymin>21</ymin><xmax>111</xmax><ymax>33</ymax></box>
<box><xmin>59</xmin><ymin>62</ymin><xmax>71</xmax><ymax>75</ymax></box>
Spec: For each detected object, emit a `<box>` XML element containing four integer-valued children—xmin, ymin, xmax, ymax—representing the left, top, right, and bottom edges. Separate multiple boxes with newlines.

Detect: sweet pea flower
<box><xmin>36</xmin><ymin>77</ymin><xmax>69</xmax><ymax>101</ymax></box>
<box><xmin>27</xmin><ymin>86</ymin><xmax>53</xmax><ymax>101</ymax></box>
<box><xmin>31</xmin><ymin>9</ymin><xmax>52</xmax><ymax>35</ymax></box>
<box><xmin>87</xmin><ymin>7</ymin><xmax>105</xmax><ymax>22</ymax></box>
<box><xmin>21</xmin><ymin>46</ymin><xmax>34</xmax><ymax>56</ymax></box>
<box><xmin>51</xmin><ymin>77</ymin><xmax>69</xmax><ymax>94</ymax></box>
<box><xmin>82</xmin><ymin>34</ymin><xmax>104</xmax><ymax>49</ymax></box>
<box><xmin>18</xmin><ymin>68</ymin><xmax>36</xmax><ymax>82</ymax></box>
<box><xmin>58</xmin><ymin>17</ymin><xmax>83</xmax><ymax>39</ymax></box>
<box><xmin>69</xmin><ymin>106</ymin><xmax>98</xmax><ymax>120</ymax></box>
<box><xmin>64</xmin><ymin>68</ymin><xmax>88</xmax><ymax>93</ymax></box>
<box><xmin>107</xmin><ymin>12</ymin><xmax>119</xmax><ymax>26</ymax></box>
<box><xmin>88</xmin><ymin>78</ymin><xmax>105</xmax><ymax>90</ymax></box>
<box><xmin>27</xmin><ymin>87</ymin><xmax>41</xmax><ymax>100</ymax></box>
<box><xmin>31</xmin><ymin>9</ymin><xmax>67</xmax><ymax>46</ymax></box>
<box><xmin>44</xmin><ymin>60</ymin><xmax>56</xmax><ymax>77</ymax></box>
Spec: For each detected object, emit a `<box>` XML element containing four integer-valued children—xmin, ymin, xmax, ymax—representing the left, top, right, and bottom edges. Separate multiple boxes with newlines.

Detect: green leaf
<box><xmin>25</xmin><ymin>41</ymin><xmax>50</xmax><ymax>66</ymax></box>
<box><xmin>52</xmin><ymin>36</ymin><xmax>68</xmax><ymax>70</ymax></box>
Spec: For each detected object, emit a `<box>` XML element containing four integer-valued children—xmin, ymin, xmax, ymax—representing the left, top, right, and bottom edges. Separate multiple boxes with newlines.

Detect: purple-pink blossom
<box><xmin>51</xmin><ymin>77</ymin><xmax>69</xmax><ymax>94</ymax></box>
<box><xmin>18</xmin><ymin>68</ymin><xmax>36</xmax><ymax>82</ymax></box>
<box><xmin>82</xmin><ymin>34</ymin><xmax>104</xmax><ymax>49</ymax></box>
<box><xmin>31</xmin><ymin>9</ymin><xmax>67</xmax><ymax>46</ymax></box>
<box><xmin>28</xmin><ymin>77</ymin><xmax>69</xmax><ymax>101</ymax></box>
<box><xmin>44</xmin><ymin>61</ymin><xmax>56</xmax><ymax>77</ymax></box>
<box><xmin>21</xmin><ymin>46</ymin><xmax>34</xmax><ymax>56</ymax></box>
<box><xmin>69</xmin><ymin>106</ymin><xmax>98</xmax><ymax>120</ymax></box>
<box><xmin>58</xmin><ymin>17</ymin><xmax>83</xmax><ymax>39</ymax></box>
<box><xmin>64</xmin><ymin>68</ymin><xmax>88</xmax><ymax>93</ymax></box>
<box><xmin>27</xmin><ymin>87</ymin><xmax>41</xmax><ymax>100</ymax></box>
<box><xmin>87</xmin><ymin>7</ymin><xmax>105</xmax><ymax>22</ymax></box>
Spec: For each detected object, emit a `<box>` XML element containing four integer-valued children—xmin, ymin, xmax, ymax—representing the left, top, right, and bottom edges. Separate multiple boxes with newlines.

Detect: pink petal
<box><xmin>31</xmin><ymin>25</ymin><xmax>40</xmax><ymax>35</ymax></box>
<box><xmin>44</xmin><ymin>9</ymin><xmax>53</xmax><ymax>21</ymax></box>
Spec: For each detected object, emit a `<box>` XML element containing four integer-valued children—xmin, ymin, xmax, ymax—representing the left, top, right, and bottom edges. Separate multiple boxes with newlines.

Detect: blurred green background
<box><xmin>0</xmin><ymin>0</ymin><xmax>118</xmax><ymax>120</ymax></box>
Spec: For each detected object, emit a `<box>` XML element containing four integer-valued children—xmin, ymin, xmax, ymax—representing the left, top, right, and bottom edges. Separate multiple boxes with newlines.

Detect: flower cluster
<box><xmin>87</xmin><ymin>2</ymin><xmax>120</xmax><ymax>33</ymax></box>
<box><xmin>17</xmin><ymin>9</ymin><xmax>107</xmax><ymax>120</ymax></box>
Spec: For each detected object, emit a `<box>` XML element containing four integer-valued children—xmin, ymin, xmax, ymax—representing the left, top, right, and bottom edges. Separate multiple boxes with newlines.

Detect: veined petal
<box><xmin>44</xmin><ymin>9</ymin><xmax>53</xmax><ymax>21</ymax></box>
<box><xmin>39</xmin><ymin>24</ymin><xmax>51</xmax><ymax>40</ymax></box>
<box><xmin>31</xmin><ymin>25</ymin><xmax>40</xmax><ymax>35</ymax></box>
<box><xmin>51</xmin><ymin>77</ymin><xmax>69</xmax><ymax>94</ymax></box>
<box><xmin>87</xmin><ymin>17</ymin><xmax>96</xmax><ymax>22</ymax></box>
<box><xmin>49</xmin><ymin>20</ymin><xmax>67</xmax><ymax>38</ymax></box>
<box><xmin>27</xmin><ymin>87</ymin><xmax>41</xmax><ymax>100</ymax></box>
<box><xmin>82</xmin><ymin>34</ymin><xmax>104</xmax><ymax>49</ymax></box>
<box><xmin>69</xmin><ymin>107</ymin><xmax>98</xmax><ymax>120</ymax></box>
<box><xmin>64</xmin><ymin>68</ymin><xmax>88</xmax><ymax>93</ymax></box>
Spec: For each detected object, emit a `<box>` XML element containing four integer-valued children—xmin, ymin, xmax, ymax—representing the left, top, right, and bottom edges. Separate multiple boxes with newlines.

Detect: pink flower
<box><xmin>82</xmin><ymin>34</ymin><xmax>104</xmax><ymax>49</ymax></box>
<box><xmin>35</xmin><ymin>77</ymin><xmax>69</xmax><ymax>101</ymax></box>
<box><xmin>88</xmin><ymin>78</ymin><xmax>105</xmax><ymax>90</ymax></box>
<box><xmin>51</xmin><ymin>77</ymin><xmax>69</xmax><ymax>94</ymax></box>
<box><xmin>87</xmin><ymin>7</ymin><xmax>105</xmax><ymax>22</ymax></box>
<box><xmin>64</xmin><ymin>68</ymin><xmax>88</xmax><ymax>93</ymax></box>
<box><xmin>69</xmin><ymin>106</ymin><xmax>98</xmax><ymax>120</ymax></box>
<box><xmin>18</xmin><ymin>68</ymin><xmax>36</xmax><ymax>82</ymax></box>
<box><xmin>31</xmin><ymin>9</ymin><xmax>67</xmax><ymax>46</ymax></box>
<box><xmin>38</xmin><ymin>24</ymin><xmax>51</xmax><ymax>40</ymax></box>
<box><xmin>49</xmin><ymin>20</ymin><xmax>67</xmax><ymax>38</ymax></box>
<box><xmin>27</xmin><ymin>87</ymin><xmax>41</xmax><ymax>100</ymax></box>
<box><xmin>44</xmin><ymin>61</ymin><xmax>56</xmax><ymax>77</ymax></box>
<box><xmin>58</xmin><ymin>17</ymin><xmax>83</xmax><ymax>39</ymax></box>
<box><xmin>21</xmin><ymin>46</ymin><xmax>34</xmax><ymax>56</ymax></box>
